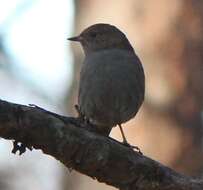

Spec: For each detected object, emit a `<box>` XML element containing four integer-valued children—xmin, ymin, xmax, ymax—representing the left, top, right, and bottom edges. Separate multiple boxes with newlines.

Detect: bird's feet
<box><xmin>122</xmin><ymin>140</ymin><xmax>143</xmax><ymax>155</ymax></box>
<box><xmin>75</xmin><ymin>105</ymin><xmax>85</xmax><ymax>121</ymax></box>
<box><xmin>118</xmin><ymin>124</ymin><xmax>142</xmax><ymax>154</ymax></box>
<box><xmin>74</xmin><ymin>104</ymin><xmax>90</xmax><ymax>124</ymax></box>
<box><xmin>74</xmin><ymin>104</ymin><xmax>82</xmax><ymax>117</ymax></box>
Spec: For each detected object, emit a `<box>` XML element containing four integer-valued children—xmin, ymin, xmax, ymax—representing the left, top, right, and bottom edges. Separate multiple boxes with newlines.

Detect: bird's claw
<box><xmin>74</xmin><ymin>104</ymin><xmax>91</xmax><ymax>124</ymax></box>
<box><xmin>122</xmin><ymin>141</ymin><xmax>143</xmax><ymax>155</ymax></box>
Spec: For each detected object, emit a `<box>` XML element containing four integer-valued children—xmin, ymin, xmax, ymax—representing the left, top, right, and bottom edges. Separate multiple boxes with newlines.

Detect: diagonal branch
<box><xmin>0</xmin><ymin>99</ymin><xmax>202</xmax><ymax>190</ymax></box>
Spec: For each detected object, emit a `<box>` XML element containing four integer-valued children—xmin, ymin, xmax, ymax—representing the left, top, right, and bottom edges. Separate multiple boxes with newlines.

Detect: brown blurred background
<box><xmin>65</xmin><ymin>0</ymin><xmax>203</xmax><ymax>189</ymax></box>
<box><xmin>0</xmin><ymin>0</ymin><xmax>203</xmax><ymax>189</ymax></box>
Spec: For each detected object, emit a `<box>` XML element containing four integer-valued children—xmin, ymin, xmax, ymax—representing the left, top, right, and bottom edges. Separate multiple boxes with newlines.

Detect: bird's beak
<box><xmin>67</xmin><ymin>35</ymin><xmax>82</xmax><ymax>42</ymax></box>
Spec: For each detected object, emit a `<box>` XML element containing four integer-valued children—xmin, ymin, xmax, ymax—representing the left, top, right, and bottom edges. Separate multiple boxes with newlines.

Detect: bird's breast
<box><xmin>78</xmin><ymin>49</ymin><xmax>145</xmax><ymax>126</ymax></box>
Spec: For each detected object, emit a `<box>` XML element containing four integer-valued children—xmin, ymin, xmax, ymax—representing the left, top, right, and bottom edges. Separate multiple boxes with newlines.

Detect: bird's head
<box><xmin>68</xmin><ymin>23</ymin><xmax>134</xmax><ymax>55</ymax></box>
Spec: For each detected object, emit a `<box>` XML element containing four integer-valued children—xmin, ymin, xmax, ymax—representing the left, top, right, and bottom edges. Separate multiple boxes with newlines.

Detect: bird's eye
<box><xmin>90</xmin><ymin>32</ymin><xmax>97</xmax><ymax>38</ymax></box>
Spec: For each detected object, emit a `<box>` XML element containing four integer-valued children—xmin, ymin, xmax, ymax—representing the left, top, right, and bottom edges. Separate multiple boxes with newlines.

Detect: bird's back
<box><xmin>78</xmin><ymin>49</ymin><xmax>145</xmax><ymax>127</ymax></box>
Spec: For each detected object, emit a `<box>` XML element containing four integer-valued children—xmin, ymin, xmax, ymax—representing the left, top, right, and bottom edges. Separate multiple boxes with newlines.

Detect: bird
<box><xmin>68</xmin><ymin>23</ymin><xmax>145</xmax><ymax>146</ymax></box>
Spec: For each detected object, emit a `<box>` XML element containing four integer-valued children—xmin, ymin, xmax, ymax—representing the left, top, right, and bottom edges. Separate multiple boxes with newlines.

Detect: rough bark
<box><xmin>0</xmin><ymin>99</ymin><xmax>202</xmax><ymax>190</ymax></box>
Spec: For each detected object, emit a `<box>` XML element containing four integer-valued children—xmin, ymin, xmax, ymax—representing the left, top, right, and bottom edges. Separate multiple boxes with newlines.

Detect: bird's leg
<box><xmin>118</xmin><ymin>124</ymin><xmax>142</xmax><ymax>154</ymax></box>
<box><xmin>118</xmin><ymin>124</ymin><xmax>128</xmax><ymax>144</ymax></box>
<box><xmin>74</xmin><ymin>105</ymin><xmax>84</xmax><ymax>120</ymax></box>
<box><xmin>74</xmin><ymin>104</ymin><xmax>81</xmax><ymax>116</ymax></box>
<box><xmin>75</xmin><ymin>104</ymin><xmax>90</xmax><ymax>124</ymax></box>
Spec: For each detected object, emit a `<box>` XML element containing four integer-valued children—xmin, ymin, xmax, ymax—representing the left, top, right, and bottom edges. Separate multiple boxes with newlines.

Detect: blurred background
<box><xmin>0</xmin><ymin>0</ymin><xmax>203</xmax><ymax>189</ymax></box>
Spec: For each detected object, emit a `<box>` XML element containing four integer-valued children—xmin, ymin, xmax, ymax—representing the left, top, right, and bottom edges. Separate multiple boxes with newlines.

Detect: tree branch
<box><xmin>0</xmin><ymin>99</ymin><xmax>202</xmax><ymax>190</ymax></box>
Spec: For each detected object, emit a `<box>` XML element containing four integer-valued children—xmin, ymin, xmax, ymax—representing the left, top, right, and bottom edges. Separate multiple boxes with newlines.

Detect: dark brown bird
<box><xmin>68</xmin><ymin>23</ymin><xmax>145</xmax><ymax>145</ymax></box>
